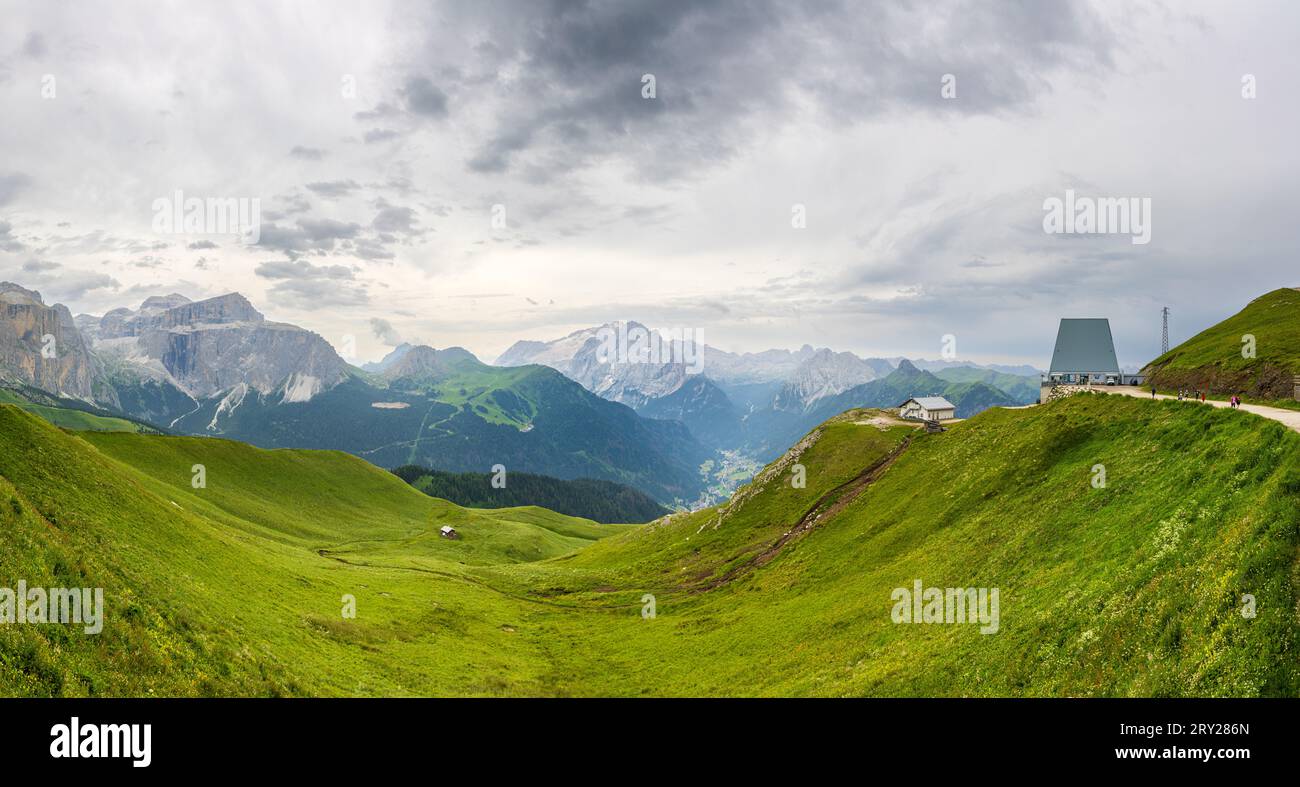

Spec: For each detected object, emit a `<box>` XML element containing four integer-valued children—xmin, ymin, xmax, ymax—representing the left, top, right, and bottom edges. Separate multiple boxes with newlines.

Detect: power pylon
<box><xmin>1161</xmin><ymin>307</ymin><xmax>1170</xmax><ymax>355</ymax></box>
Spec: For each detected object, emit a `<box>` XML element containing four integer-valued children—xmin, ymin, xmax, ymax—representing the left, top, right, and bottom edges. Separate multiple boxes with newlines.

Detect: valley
<box><xmin>2</xmin><ymin>388</ymin><xmax>1296</xmax><ymax>696</ymax></box>
<box><xmin>4</xmin><ymin>283</ymin><xmax>1299</xmax><ymax>697</ymax></box>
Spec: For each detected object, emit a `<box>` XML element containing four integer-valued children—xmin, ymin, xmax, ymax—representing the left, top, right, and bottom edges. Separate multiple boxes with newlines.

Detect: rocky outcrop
<box><xmin>98</xmin><ymin>292</ymin><xmax>349</xmax><ymax>402</ymax></box>
<box><xmin>98</xmin><ymin>293</ymin><xmax>193</xmax><ymax>339</ymax></box>
<box><xmin>0</xmin><ymin>282</ymin><xmax>107</xmax><ymax>404</ymax></box>
<box><xmin>1143</xmin><ymin>361</ymin><xmax>1298</xmax><ymax>401</ymax></box>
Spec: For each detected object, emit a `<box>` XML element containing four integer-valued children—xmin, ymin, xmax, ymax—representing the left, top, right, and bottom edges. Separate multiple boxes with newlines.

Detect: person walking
<box><xmin>1151</xmin><ymin>385</ymin><xmax>1157</xmax><ymax>399</ymax></box>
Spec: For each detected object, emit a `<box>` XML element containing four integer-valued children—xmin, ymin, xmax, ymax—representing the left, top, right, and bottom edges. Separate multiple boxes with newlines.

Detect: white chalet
<box><xmin>898</xmin><ymin>396</ymin><xmax>956</xmax><ymax>422</ymax></box>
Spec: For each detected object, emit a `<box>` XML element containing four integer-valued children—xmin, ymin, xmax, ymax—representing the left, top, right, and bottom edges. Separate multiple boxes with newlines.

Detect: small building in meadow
<box><xmin>439</xmin><ymin>525</ymin><xmax>459</xmax><ymax>540</ymax></box>
<box><xmin>898</xmin><ymin>396</ymin><xmax>956</xmax><ymax>422</ymax></box>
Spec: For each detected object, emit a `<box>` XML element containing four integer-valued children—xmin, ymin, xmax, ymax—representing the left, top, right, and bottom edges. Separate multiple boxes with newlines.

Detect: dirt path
<box><xmin>694</xmin><ymin>435</ymin><xmax>913</xmax><ymax>592</ymax></box>
<box><xmin>1102</xmin><ymin>385</ymin><xmax>1300</xmax><ymax>433</ymax></box>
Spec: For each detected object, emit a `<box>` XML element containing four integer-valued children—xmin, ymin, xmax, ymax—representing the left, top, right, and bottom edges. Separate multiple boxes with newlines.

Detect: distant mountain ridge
<box><xmin>0</xmin><ymin>284</ymin><xmax>712</xmax><ymax>505</ymax></box>
<box><xmin>495</xmin><ymin>320</ymin><xmax>1040</xmax><ymax>458</ymax></box>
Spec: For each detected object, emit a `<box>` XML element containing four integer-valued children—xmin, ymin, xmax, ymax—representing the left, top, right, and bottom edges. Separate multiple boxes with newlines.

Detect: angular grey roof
<box><xmin>899</xmin><ymin>396</ymin><xmax>955</xmax><ymax>410</ymax></box>
<box><xmin>1049</xmin><ymin>318</ymin><xmax>1119</xmax><ymax>374</ymax></box>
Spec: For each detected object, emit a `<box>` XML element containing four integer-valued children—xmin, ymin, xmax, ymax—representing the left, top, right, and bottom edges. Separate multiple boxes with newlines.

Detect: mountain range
<box><xmin>495</xmin><ymin>320</ymin><xmax>1040</xmax><ymax>460</ymax></box>
<box><xmin>1</xmin><ymin>284</ymin><xmax>1040</xmax><ymax>507</ymax></box>
<box><xmin>0</xmin><ymin>283</ymin><xmax>708</xmax><ymax>505</ymax></box>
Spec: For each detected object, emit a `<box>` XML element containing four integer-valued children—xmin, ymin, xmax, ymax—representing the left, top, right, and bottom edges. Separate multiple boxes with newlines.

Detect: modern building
<box><xmin>1046</xmin><ymin>318</ymin><xmax>1123</xmax><ymax>385</ymax></box>
<box><xmin>898</xmin><ymin>396</ymin><xmax>956</xmax><ymax>421</ymax></box>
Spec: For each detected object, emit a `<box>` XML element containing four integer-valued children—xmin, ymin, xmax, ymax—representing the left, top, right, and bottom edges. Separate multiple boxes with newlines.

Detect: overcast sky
<box><xmin>1</xmin><ymin>0</ymin><xmax>1297</xmax><ymax>369</ymax></box>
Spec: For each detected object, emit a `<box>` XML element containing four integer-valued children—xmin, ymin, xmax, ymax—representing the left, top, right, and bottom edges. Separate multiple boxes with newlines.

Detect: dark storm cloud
<box><xmin>402</xmin><ymin>76</ymin><xmax>449</xmax><ymax>118</ymax></box>
<box><xmin>421</xmin><ymin>0</ymin><xmax>1115</xmax><ymax>181</ymax></box>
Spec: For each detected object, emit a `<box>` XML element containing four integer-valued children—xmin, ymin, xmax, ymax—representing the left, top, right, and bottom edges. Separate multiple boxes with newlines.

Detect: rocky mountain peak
<box><xmin>0</xmin><ymin>281</ymin><xmax>44</xmax><ymax>306</ymax></box>
<box><xmin>386</xmin><ymin>345</ymin><xmax>480</xmax><ymax>380</ymax></box>
<box><xmin>139</xmin><ymin>293</ymin><xmax>192</xmax><ymax>312</ymax></box>
<box><xmin>161</xmin><ymin>292</ymin><xmax>263</xmax><ymax>328</ymax></box>
<box><xmin>362</xmin><ymin>342</ymin><xmax>414</xmax><ymax>374</ymax></box>
<box><xmin>0</xmin><ymin>282</ymin><xmax>102</xmax><ymax>403</ymax></box>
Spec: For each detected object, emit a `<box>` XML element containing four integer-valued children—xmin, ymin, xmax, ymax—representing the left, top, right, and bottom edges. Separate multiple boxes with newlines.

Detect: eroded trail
<box><xmin>695</xmin><ymin>434</ymin><xmax>914</xmax><ymax>592</ymax></box>
<box><xmin>1103</xmin><ymin>385</ymin><xmax>1300</xmax><ymax>433</ymax></box>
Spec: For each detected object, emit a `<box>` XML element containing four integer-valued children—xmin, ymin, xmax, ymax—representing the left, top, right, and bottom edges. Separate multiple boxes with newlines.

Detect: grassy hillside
<box><xmin>2</xmin><ymin>393</ymin><xmax>1297</xmax><ymax>697</ymax></box>
<box><xmin>933</xmin><ymin>366</ymin><xmax>1040</xmax><ymax>404</ymax></box>
<box><xmin>0</xmin><ymin>405</ymin><xmax>628</xmax><ymax>696</ymax></box>
<box><xmin>1145</xmin><ymin>287</ymin><xmax>1300</xmax><ymax>400</ymax></box>
<box><xmin>0</xmin><ymin>388</ymin><xmax>150</xmax><ymax>433</ymax></box>
<box><xmin>392</xmin><ymin>465</ymin><xmax>670</xmax><ymax>524</ymax></box>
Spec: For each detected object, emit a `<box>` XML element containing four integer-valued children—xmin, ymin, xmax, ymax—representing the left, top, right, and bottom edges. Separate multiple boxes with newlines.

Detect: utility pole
<box><xmin>1161</xmin><ymin>306</ymin><xmax>1170</xmax><ymax>355</ymax></box>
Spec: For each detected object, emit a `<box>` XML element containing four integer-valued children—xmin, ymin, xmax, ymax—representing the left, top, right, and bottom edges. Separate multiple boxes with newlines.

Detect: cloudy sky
<box><xmin>0</xmin><ymin>0</ymin><xmax>1296</xmax><ymax>369</ymax></box>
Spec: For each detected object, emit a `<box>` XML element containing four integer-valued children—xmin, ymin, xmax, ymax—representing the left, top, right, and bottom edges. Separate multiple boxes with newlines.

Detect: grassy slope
<box><xmin>399</xmin><ymin>467</ymin><xmax>670</xmax><ymax>524</ymax></box>
<box><xmin>3</xmin><ymin>394</ymin><xmax>1298</xmax><ymax>697</ymax></box>
<box><xmin>1145</xmin><ymin>288</ymin><xmax>1300</xmax><ymax>400</ymax></box>
<box><xmin>0</xmin><ymin>390</ymin><xmax>143</xmax><ymax>433</ymax></box>
<box><xmin>486</xmin><ymin>397</ymin><xmax>1300</xmax><ymax>696</ymax></box>
<box><xmin>0</xmin><ymin>405</ymin><xmax>628</xmax><ymax>696</ymax></box>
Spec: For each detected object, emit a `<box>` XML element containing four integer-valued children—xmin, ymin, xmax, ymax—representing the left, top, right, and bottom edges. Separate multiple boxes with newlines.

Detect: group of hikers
<box><xmin>1150</xmin><ymin>386</ymin><xmax>1244</xmax><ymax>409</ymax></box>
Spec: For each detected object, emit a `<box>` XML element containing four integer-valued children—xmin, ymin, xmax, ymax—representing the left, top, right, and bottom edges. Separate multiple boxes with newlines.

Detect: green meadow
<box><xmin>1</xmin><ymin>392</ymin><xmax>1297</xmax><ymax>697</ymax></box>
<box><xmin>0</xmin><ymin>389</ymin><xmax>145</xmax><ymax>433</ymax></box>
